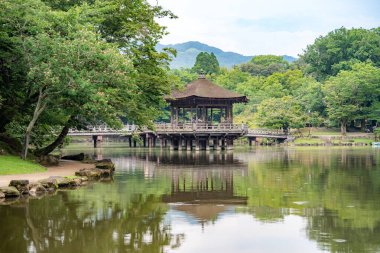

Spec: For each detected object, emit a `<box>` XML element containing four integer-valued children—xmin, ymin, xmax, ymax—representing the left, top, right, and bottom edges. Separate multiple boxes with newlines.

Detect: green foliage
<box><xmin>302</xmin><ymin>27</ymin><xmax>380</xmax><ymax>80</ymax></box>
<box><xmin>0</xmin><ymin>0</ymin><xmax>176</xmax><ymax>156</ymax></box>
<box><xmin>192</xmin><ymin>52</ymin><xmax>220</xmax><ymax>74</ymax></box>
<box><xmin>254</xmin><ymin>96</ymin><xmax>306</xmax><ymax>130</ymax></box>
<box><xmin>240</xmin><ymin>55</ymin><xmax>289</xmax><ymax>76</ymax></box>
<box><xmin>323</xmin><ymin>62</ymin><xmax>380</xmax><ymax>134</ymax></box>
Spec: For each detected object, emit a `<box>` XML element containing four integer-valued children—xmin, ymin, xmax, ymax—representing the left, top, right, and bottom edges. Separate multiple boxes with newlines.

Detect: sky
<box><xmin>148</xmin><ymin>0</ymin><xmax>380</xmax><ymax>57</ymax></box>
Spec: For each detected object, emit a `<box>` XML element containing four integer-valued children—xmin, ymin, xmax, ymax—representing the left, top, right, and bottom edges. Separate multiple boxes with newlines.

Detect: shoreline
<box><xmin>0</xmin><ymin>160</ymin><xmax>95</xmax><ymax>187</ymax></box>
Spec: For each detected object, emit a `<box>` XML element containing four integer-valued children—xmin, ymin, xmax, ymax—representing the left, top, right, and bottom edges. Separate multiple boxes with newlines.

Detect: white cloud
<box><xmin>150</xmin><ymin>0</ymin><xmax>380</xmax><ymax>56</ymax></box>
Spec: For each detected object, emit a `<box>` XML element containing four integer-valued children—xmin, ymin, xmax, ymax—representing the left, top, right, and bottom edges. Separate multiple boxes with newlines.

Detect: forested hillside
<box><xmin>157</xmin><ymin>41</ymin><xmax>296</xmax><ymax>69</ymax></box>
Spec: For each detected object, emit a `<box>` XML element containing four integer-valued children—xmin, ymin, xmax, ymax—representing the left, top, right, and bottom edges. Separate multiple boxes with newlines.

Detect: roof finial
<box><xmin>198</xmin><ymin>70</ymin><xmax>206</xmax><ymax>79</ymax></box>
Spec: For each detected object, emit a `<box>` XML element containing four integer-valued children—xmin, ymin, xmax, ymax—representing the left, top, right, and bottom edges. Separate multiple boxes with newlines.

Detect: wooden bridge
<box><xmin>68</xmin><ymin>124</ymin><xmax>289</xmax><ymax>149</ymax></box>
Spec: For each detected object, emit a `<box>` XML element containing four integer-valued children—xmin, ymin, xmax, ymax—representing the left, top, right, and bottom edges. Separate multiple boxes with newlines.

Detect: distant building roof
<box><xmin>166</xmin><ymin>75</ymin><xmax>247</xmax><ymax>103</ymax></box>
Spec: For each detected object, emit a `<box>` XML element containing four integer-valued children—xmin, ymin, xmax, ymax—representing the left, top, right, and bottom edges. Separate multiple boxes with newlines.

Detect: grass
<box><xmin>0</xmin><ymin>155</ymin><xmax>46</xmax><ymax>175</ymax></box>
<box><xmin>332</xmin><ymin>138</ymin><xmax>373</xmax><ymax>145</ymax></box>
<box><xmin>294</xmin><ymin>138</ymin><xmax>325</xmax><ymax>145</ymax></box>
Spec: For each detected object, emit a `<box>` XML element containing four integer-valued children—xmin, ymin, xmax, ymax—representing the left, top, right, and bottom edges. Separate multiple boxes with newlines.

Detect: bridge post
<box><xmin>186</xmin><ymin>139</ymin><xmax>192</xmax><ymax>151</ymax></box>
<box><xmin>128</xmin><ymin>137</ymin><xmax>132</xmax><ymax>148</ymax></box>
<box><xmin>205</xmin><ymin>138</ymin><xmax>210</xmax><ymax>151</ymax></box>
<box><xmin>226</xmin><ymin>139</ymin><xmax>233</xmax><ymax>150</ymax></box>
<box><xmin>215</xmin><ymin>137</ymin><xmax>221</xmax><ymax>151</ymax></box>
<box><xmin>169</xmin><ymin>138</ymin><xmax>175</xmax><ymax>151</ymax></box>
<box><xmin>133</xmin><ymin>140</ymin><xmax>137</xmax><ymax>148</ymax></box>
<box><xmin>92</xmin><ymin>135</ymin><xmax>98</xmax><ymax>148</ymax></box>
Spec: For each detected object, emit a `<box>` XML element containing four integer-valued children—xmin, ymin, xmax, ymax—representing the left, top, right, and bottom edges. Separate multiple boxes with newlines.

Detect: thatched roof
<box><xmin>166</xmin><ymin>76</ymin><xmax>247</xmax><ymax>103</ymax></box>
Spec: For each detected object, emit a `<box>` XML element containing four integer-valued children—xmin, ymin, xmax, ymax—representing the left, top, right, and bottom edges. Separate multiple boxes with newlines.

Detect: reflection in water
<box><xmin>0</xmin><ymin>147</ymin><xmax>380</xmax><ymax>253</ymax></box>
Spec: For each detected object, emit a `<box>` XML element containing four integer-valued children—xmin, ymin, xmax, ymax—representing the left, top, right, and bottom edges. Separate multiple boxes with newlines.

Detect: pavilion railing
<box><xmin>154</xmin><ymin>123</ymin><xmax>248</xmax><ymax>133</ymax></box>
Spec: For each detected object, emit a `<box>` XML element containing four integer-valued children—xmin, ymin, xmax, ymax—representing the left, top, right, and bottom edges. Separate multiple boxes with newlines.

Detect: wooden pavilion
<box><xmin>152</xmin><ymin>74</ymin><xmax>248</xmax><ymax>151</ymax></box>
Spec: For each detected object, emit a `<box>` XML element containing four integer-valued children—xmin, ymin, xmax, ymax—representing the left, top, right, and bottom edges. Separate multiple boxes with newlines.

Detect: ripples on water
<box><xmin>1</xmin><ymin>146</ymin><xmax>380</xmax><ymax>253</ymax></box>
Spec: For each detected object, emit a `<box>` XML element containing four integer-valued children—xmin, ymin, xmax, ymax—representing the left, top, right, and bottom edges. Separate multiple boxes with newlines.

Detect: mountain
<box><xmin>157</xmin><ymin>41</ymin><xmax>297</xmax><ymax>69</ymax></box>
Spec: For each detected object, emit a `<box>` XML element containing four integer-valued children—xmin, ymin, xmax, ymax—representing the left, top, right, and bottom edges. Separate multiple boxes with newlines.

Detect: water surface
<box><xmin>1</xmin><ymin>146</ymin><xmax>380</xmax><ymax>253</ymax></box>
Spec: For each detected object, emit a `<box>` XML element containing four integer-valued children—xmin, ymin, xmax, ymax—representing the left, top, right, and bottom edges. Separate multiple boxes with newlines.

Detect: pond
<box><xmin>1</xmin><ymin>146</ymin><xmax>380</xmax><ymax>253</ymax></box>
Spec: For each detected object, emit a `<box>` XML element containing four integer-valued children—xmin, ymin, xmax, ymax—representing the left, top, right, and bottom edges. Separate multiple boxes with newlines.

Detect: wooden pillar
<box><xmin>133</xmin><ymin>140</ymin><xmax>137</xmax><ymax>147</ymax></box>
<box><xmin>195</xmin><ymin>106</ymin><xmax>198</xmax><ymax>123</ymax></box>
<box><xmin>187</xmin><ymin>139</ymin><xmax>191</xmax><ymax>150</ymax></box>
<box><xmin>178</xmin><ymin>136</ymin><xmax>182</xmax><ymax>151</ymax></box>
<box><xmin>190</xmin><ymin>107</ymin><xmax>193</xmax><ymax>122</ymax></box>
<box><xmin>153</xmin><ymin>136</ymin><xmax>157</xmax><ymax>147</ymax></box>
<box><xmin>175</xmin><ymin>106</ymin><xmax>179</xmax><ymax>125</ymax></box>
<box><xmin>230</xmin><ymin>104</ymin><xmax>233</xmax><ymax>123</ymax></box>
<box><xmin>211</xmin><ymin>108</ymin><xmax>213</xmax><ymax>125</ymax></box>
<box><xmin>205</xmin><ymin>138</ymin><xmax>210</xmax><ymax>151</ymax></box>
<box><xmin>128</xmin><ymin>137</ymin><xmax>132</xmax><ymax>147</ymax></box>
<box><xmin>170</xmin><ymin>107</ymin><xmax>174</xmax><ymax>125</ymax></box>
<box><xmin>195</xmin><ymin>137</ymin><xmax>200</xmax><ymax>151</ymax></box>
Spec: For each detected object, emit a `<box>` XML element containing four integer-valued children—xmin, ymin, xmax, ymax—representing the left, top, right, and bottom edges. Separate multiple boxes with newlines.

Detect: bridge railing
<box><xmin>248</xmin><ymin>129</ymin><xmax>287</xmax><ymax>136</ymax></box>
<box><xmin>68</xmin><ymin>124</ymin><xmax>137</xmax><ymax>134</ymax></box>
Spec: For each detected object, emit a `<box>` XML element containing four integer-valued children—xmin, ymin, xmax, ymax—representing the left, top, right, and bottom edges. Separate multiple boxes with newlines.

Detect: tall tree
<box><xmin>301</xmin><ymin>27</ymin><xmax>380</xmax><ymax>80</ymax></box>
<box><xmin>240</xmin><ymin>55</ymin><xmax>289</xmax><ymax>77</ymax></box>
<box><xmin>323</xmin><ymin>63</ymin><xmax>380</xmax><ymax>135</ymax></box>
<box><xmin>254</xmin><ymin>96</ymin><xmax>306</xmax><ymax>132</ymax></box>
<box><xmin>192</xmin><ymin>52</ymin><xmax>220</xmax><ymax>74</ymax></box>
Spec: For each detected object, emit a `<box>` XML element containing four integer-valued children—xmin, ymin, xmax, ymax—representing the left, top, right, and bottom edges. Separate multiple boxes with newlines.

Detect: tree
<box><xmin>0</xmin><ymin>0</ymin><xmax>176</xmax><ymax>157</ymax></box>
<box><xmin>301</xmin><ymin>27</ymin><xmax>380</xmax><ymax>80</ymax></box>
<box><xmin>18</xmin><ymin>29</ymin><xmax>137</xmax><ymax>159</ymax></box>
<box><xmin>323</xmin><ymin>63</ymin><xmax>380</xmax><ymax>135</ymax></box>
<box><xmin>192</xmin><ymin>52</ymin><xmax>220</xmax><ymax>74</ymax></box>
<box><xmin>240</xmin><ymin>55</ymin><xmax>289</xmax><ymax>77</ymax></box>
<box><xmin>254</xmin><ymin>96</ymin><xmax>306</xmax><ymax>132</ymax></box>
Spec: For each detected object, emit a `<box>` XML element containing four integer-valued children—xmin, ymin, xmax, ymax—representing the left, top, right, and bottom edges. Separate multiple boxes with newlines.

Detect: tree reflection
<box><xmin>0</xmin><ymin>190</ymin><xmax>181</xmax><ymax>253</ymax></box>
<box><xmin>239</xmin><ymin>147</ymin><xmax>380</xmax><ymax>252</ymax></box>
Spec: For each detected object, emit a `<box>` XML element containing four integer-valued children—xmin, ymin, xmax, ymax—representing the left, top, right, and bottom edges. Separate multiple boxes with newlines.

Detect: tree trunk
<box><xmin>35</xmin><ymin>124</ymin><xmax>70</xmax><ymax>156</ymax></box>
<box><xmin>21</xmin><ymin>90</ymin><xmax>46</xmax><ymax>159</ymax></box>
<box><xmin>340</xmin><ymin>120</ymin><xmax>347</xmax><ymax>136</ymax></box>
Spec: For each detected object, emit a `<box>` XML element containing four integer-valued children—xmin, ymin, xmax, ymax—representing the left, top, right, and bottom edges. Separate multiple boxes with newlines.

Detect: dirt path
<box><xmin>0</xmin><ymin>160</ymin><xmax>94</xmax><ymax>187</ymax></box>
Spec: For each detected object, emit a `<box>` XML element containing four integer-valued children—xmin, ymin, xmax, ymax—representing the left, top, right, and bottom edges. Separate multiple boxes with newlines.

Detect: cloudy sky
<box><xmin>149</xmin><ymin>0</ymin><xmax>380</xmax><ymax>57</ymax></box>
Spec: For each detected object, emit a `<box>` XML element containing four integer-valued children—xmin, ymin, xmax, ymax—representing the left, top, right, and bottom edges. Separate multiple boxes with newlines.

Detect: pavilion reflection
<box><xmin>112</xmin><ymin>151</ymin><xmax>248</xmax><ymax>224</ymax></box>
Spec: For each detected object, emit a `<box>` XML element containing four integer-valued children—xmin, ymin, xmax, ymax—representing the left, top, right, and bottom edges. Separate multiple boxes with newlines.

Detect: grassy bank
<box><xmin>0</xmin><ymin>155</ymin><xmax>46</xmax><ymax>175</ymax></box>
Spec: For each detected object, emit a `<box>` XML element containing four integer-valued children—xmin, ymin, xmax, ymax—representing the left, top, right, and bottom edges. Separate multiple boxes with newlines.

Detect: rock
<box><xmin>28</xmin><ymin>183</ymin><xmax>47</xmax><ymax>196</ymax></box>
<box><xmin>0</xmin><ymin>192</ymin><xmax>5</xmax><ymax>198</ymax></box>
<box><xmin>99</xmin><ymin>168</ymin><xmax>113</xmax><ymax>177</ymax></box>
<box><xmin>38</xmin><ymin>178</ymin><xmax>59</xmax><ymax>191</ymax></box>
<box><xmin>9</xmin><ymin>180</ymin><xmax>29</xmax><ymax>194</ymax></box>
<box><xmin>48</xmin><ymin>176</ymin><xmax>80</xmax><ymax>188</ymax></box>
<box><xmin>75</xmin><ymin>168</ymin><xmax>102</xmax><ymax>179</ymax></box>
<box><xmin>61</xmin><ymin>153</ymin><xmax>85</xmax><ymax>161</ymax></box>
<box><xmin>36</xmin><ymin>155</ymin><xmax>59</xmax><ymax>166</ymax></box>
<box><xmin>95</xmin><ymin>159</ymin><xmax>115</xmax><ymax>171</ymax></box>
<box><xmin>0</xmin><ymin>186</ymin><xmax>20</xmax><ymax>198</ymax></box>
<box><xmin>80</xmin><ymin>176</ymin><xmax>89</xmax><ymax>182</ymax></box>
